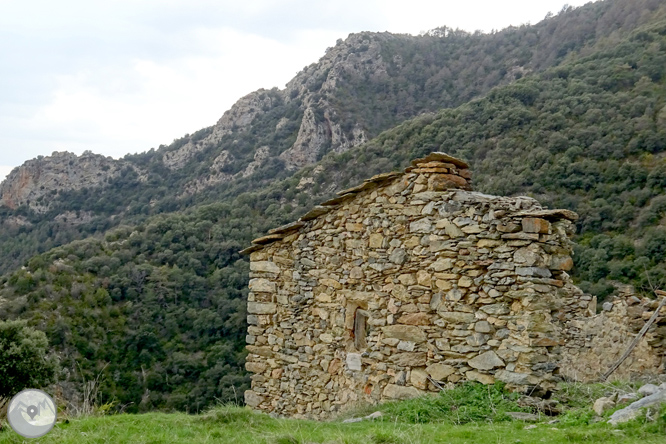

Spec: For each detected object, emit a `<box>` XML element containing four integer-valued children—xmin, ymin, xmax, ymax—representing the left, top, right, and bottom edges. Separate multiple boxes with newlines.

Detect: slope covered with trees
<box><xmin>0</xmin><ymin>205</ymin><xmax>254</xmax><ymax>413</ymax></box>
<box><xmin>301</xmin><ymin>19</ymin><xmax>666</xmax><ymax>297</ymax></box>
<box><xmin>0</xmin><ymin>0</ymin><xmax>663</xmax><ymax>276</ymax></box>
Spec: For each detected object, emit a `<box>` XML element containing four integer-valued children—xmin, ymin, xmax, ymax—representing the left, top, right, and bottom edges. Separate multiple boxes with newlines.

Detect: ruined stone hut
<box><xmin>240</xmin><ymin>152</ymin><xmax>665</xmax><ymax>419</ymax></box>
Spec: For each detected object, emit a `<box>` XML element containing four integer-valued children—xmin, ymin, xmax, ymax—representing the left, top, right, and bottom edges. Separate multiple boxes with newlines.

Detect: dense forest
<box><xmin>0</xmin><ymin>206</ymin><xmax>251</xmax><ymax>412</ymax></box>
<box><xmin>1</xmin><ymin>0</ymin><xmax>666</xmax><ymax>413</ymax></box>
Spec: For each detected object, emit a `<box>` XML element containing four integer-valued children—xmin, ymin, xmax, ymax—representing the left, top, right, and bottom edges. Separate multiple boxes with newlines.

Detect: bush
<box><xmin>0</xmin><ymin>320</ymin><xmax>58</xmax><ymax>399</ymax></box>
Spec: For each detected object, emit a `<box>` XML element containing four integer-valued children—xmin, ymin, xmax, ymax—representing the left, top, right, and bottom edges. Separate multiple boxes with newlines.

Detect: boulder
<box><xmin>608</xmin><ymin>390</ymin><xmax>666</xmax><ymax>424</ymax></box>
<box><xmin>638</xmin><ymin>384</ymin><xmax>660</xmax><ymax>397</ymax></box>
<box><xmin>593</xmin><ymin>397</ymin><xmax>615</xmax><ymax>416</ymax></box>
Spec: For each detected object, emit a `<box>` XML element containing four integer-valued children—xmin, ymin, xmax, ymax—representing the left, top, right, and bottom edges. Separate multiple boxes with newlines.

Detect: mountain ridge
<box><xmin>5</xmin><ymin>0</ymin><xmax>664</xmax><ymax>217</ymax></box>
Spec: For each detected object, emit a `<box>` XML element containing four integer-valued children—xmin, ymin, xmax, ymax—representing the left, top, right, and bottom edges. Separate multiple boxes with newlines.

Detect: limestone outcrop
<box><xmin>0</xmin><ymin>151</ymin><xmax>127</xmax><ymax>212</ymax></box>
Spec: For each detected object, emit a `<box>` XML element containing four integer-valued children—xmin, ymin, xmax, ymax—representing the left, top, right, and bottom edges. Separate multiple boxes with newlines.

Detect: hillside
<box><xmin>1</xmin><ymin>0</ymin><xmax>664</xmax><ymax>276</ymax></box>
<box><xmin>1</xmin><ymin>0</ymin><xmax>666</xmax><ymax>414</ymax></box>
<box><xmin>298</xmin><ymin>18</ymin><xmax>666</xmax><ymax>297</ymax></box>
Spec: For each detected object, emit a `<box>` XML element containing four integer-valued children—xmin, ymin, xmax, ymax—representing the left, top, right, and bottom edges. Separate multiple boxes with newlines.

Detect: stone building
<box><xmin>241</xmin><ymin>152</ymin><xmax>665</xmax><ymax>419</ymax></box>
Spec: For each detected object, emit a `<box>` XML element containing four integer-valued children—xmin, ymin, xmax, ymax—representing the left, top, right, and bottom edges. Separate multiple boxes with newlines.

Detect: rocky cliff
<box><xmin>0</xmin><ymin>151</ymin><xmax>130</xmax><ymax>212</ymax></box>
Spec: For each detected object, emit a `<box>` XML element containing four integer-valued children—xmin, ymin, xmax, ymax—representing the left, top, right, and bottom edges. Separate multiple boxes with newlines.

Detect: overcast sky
<box><xmin>0</xmin><ymin>0</ymin><xmax>596</xmax><ymax>181</ymax></box>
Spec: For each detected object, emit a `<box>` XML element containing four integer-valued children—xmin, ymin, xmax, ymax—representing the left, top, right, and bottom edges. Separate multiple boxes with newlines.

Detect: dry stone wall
<box><xmin>560</xmin><ymin>293</ymin><xmax>666</xmax><ymax>381</ymax></box>
<box><xmin>242</xmin><ymin>153</ymin><xmax>591</xmax><ymax>419</ymax></box>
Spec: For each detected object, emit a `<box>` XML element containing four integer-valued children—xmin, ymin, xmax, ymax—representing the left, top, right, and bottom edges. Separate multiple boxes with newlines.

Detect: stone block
<box><xmin>446</xmin><ymin>288</ymin><xmax>464</xmax><ymax>302</ymax></box>
<box><xmin>461</xmin><ymin>224</ymin><xmax>483</xmax><ymax>234</ymax></box>
<box><xmin>593</xmin><ymin>397</ymin><xmax>615</xmax><ymax>416</ymax></box>
<box><xmin>441</xmin><ymin>220</ymin><xmax>465</xmax><ymax>238</ymax></box>
<box><xmin>248</xmin><ymin>278</ymin><xmax>276</xmax><ymax>293</ymax></box>
<box><xmin>250</xmin><ymin>261</ymin><xmax>281</xmax><ymax>274</ymax></box>
<box><xmin>435</xmin><ymin>280</ymin><xmax>453</xmax><ymax>291</ymax></box>
<box><xmin>416</xmin><ymin>270</ymin><xmax>432</xmax><ymax>286</ymax></box>
<box><xmin>345</xmin><ymin>223</ymin><xmax>364</xmax><ymax>232</ymax></box>
<box><xmin>430</xmin><ymin>292</ymin><xmax>443</xmax><ymax>311</ymax></box>
<box><xmin>458</xmin><ymin>168</ymin><xmax>472</xmax><ymax>179</ymax></box>
<box><xmin>466</xmin><ymin>371</ymin><xmax>495</xmax><ymax>385</ymax></box>
<box><xmin>389</xmin><ymin>352</ymin><xmax>427</xmax><ymax>367</ymax></box>
<box><xmin>474</xmin><ymin>321</ymin><xmax>493</xmax><ymax>333</ymax></box>
<box><xmin>246</xmin><ymin>346</ymin><xmax>274</xmax><ymax>358</ymax></box>
<box><xmin>426</xmin><ymin>363</ymin><xmax>456</xmax><ymax>381</ymax></box>
<box><xmin>382</xmin><ymin>384</ymin><xmax>423</xmax><ymax>400</ymax></box>
<box><xmin>438</xmin><ymin>311</ymin><xmax>475</xmax><ymax>324</ymax></box>
<box><xmin>430</xmin><ymin>258</ymin><xmax>455</xmax><ymax>271</ymax></box>
<box><xmin>247</xmin><ymin>302</ymin><xmax>277</xmax><ymax>315</ymax></box>
<box><xmin>320</xmin><ymin>278</ymin><xmax>342</xmax><ymax>289</ymax></box>
<box><xmin>479</xmin><ymin>304</ymin><xmax>510</xmax><ymax>315</ymax></box>
<box><xmin>548</xmin><ymin>255</ymin><xmax>573</xmax><ymax>271</ymax></box>
<box><xmin>244</xmin><ymin>390</ymin><xmax>264</xmax><ymax>407</ymax></box>
<box><xmin>389</xmin><ymin>248</ymin><xmax>408</xmax><ymax>264</ymax></box>
<box><xmin>458</xmin><ymin>276</ymin><xmax>474</xmax><ymax>288</ymax></box>
<box><xmin>397</xmin><ymin>312</ymin><xmax>432</xmax><ymax>325</ymax></box>
<box><xmin>497</xmin><ymin>222</ymin><xmax>521</xmax><ymax>233</ymax></box>
<box><xmin>428</xmin><ymin>174</ymin><xmax>469</xmax><ymax>191</ymax></box>
<box><xmin>466</xmin><ymin>333</ymin><xmax>488</xmax><ymax>346</ymax></box>
<box><xmin>383</xmin><ymin>325</ymin><xmax>427</xmax><ymax>342</ymax></box>
<box><xmin>397</xmin><ymin>341</ymin><xmax>415</xmax><ymax>351</ymax></box>
<box><xmin>410</xmin><ymin>369</ymin><xmax>429</xmax><ymax>390</ymax></box>
<box><xmin>513</xmin><ymin>248</ymin><xmax>542</xmax><ymax>267</ymax></box>
<box><xmin>468</xmin><ymin>351</ymin><xmax>505</xmax><ymax>370</ymax></box>
<box><xmin>515</xmin><ymin>267</ymin><xmax>552</xmax><ymax>278</ymax></box>
<box><xmin>346</xmin><ymin>353</ymin><xmax>362</xmax><ymax>371</ymax></box>
<box><xmin>478</xmin><ymin>239</ymin><xmax>502</xmax><ymax>248</ymax></box>
<box><xmin>245</xmin><ymin>361</ymin><xmax>268</xmax><ymax>374</ymax></box>
<box><xmin>410</xmin><ymin>218</ymin><xmax>433</xmax><ymax>233</ymax></box>
<box><xmin>398</xmin><ymin>273</ymin><xmax>417</xmax><ymax>285</ymax></box>
<box><xmin>319</xmin><ymin>333</ymin><xmax>334</xmax><ymax>343</ymax></box>
<box><xmin>522</xmin><ymin>217</ymin><xmax>551</xmax><ymax>234</ymax></box>
<box><xmin>502</xmin><ymin>232</ymin><xmax>540</xmax><ymax>240</ymax></box>
<box><xmin>369</xmin><ymin>233</ymin><xmax>384</xmax><ymax>248</ymax></box>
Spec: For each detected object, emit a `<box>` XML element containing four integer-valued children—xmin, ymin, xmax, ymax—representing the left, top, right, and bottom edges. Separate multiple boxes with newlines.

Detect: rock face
<box><xmin>168</xmin><ymin>33</ymin><xmax>397</xmax><ymax>193</ymax></box>
<box><xmin>162</xmin><ymin>90</ymin><xmax>277</xmax><ymax>170</ymax></box>
<box><xmin>0</xmin><ymin>151</ymin><xmax>127</xmax><ymax>212</ymax></box>
<box><xmin>242</xmin><ymin>152</ymin><xmax>588</xmax><ymax>419</ymax></box>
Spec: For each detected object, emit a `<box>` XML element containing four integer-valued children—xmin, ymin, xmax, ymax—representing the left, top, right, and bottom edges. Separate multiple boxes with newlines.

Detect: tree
<box><xmin>0</xmin><ymin>320</ymin><xmax>58</xmax><ymax>401</ymax></box>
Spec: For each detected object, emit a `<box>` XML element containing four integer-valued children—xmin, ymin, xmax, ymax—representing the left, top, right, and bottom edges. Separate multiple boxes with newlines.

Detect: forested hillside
<box><xmin>301</xmin><ymin>18</ymin><xmax>666</xmax><ymax>298</ymax></box>
<box><xmin>0</xmin><ymin>205</ymin><xmax>251</xmax><ymax>412</ymax></box>
<box><xmin>1</xmin><ymin>0</ymin><xmax>666</xmax><ymax>414</ymax></box>
<box><xmin>1</xmin><ymin>0</ymin><xmax>663</xmax><ymax>275</ymax></box>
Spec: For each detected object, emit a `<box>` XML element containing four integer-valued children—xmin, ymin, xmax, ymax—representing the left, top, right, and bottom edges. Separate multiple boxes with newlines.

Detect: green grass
<box><xmin>0</xmin><ymin>383</ymin><xmax>664</xmax><ymax>443</ymax></box>
<box><xmin>0</xmin><ymin>406</ymin><xmax>664</xmax><ymax>444</ymax></box>
<box><xmin>344</xmin><ymin>382</ymin><xmax>531</xmax><ymax>424</ymax></box>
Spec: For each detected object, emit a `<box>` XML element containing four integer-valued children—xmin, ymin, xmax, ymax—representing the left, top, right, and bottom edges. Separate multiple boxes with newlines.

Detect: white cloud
<box><xmin>15</xmin><ymin>26</ymin><xmax>339</xmax><ymax>161</ymax></box>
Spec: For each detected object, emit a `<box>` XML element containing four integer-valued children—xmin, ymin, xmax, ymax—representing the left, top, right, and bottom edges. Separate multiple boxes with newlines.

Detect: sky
<box><xmin>0</xmin><ymin>0</ymin><xmax>596</xmax><ymax>182</ymax></box>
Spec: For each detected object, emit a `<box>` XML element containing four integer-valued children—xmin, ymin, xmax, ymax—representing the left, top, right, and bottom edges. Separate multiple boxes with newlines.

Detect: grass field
<box><xmin>0</xmin><ymin>383</ymin><xmax>664</xmax><ymax>443</ymax></box>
